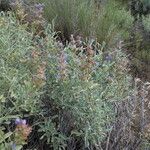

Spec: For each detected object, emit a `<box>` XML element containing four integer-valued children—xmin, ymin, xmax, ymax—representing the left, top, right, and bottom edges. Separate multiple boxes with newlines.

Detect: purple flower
<box><xmin>34</xmin><ymin>3</ymin><xmax>45</xmax><ymax>12</ymax></box>
<box><xmin>21</xmin><ymin>119</ymin><xmax>27</xmax><ymax>125</ymax></box>
<box><xmin>15</xmin><ymin>118</ymin><xmax>26</xmax><ymax>125</ymax></box>
<box><xmin>15</xmin><ymin>118</ymin><xmax>21</xmax><ymax>125</ymax></box>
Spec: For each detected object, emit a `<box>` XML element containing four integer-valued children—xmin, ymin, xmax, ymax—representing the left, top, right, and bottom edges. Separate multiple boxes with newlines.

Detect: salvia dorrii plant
<box><xmin>0</xmin><ymin>12</ymin><xmax>133</xmax><ymax>150</ymax></box>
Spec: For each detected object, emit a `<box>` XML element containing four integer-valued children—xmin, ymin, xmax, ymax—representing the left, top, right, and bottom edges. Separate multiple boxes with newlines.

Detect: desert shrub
<box><xmin>0</xmin><ymin>13</ymin><xmax>41</xmax><ymax>115</ymax></box>
<box><xmin>0</xmin><ymin>13</ymin><xmax>132</xmax><ymax>149</ymax></box>
<box><xmin>31</xmin><ymin>29</ymin><xmax>131</xmax><ymax>149</ymax></box>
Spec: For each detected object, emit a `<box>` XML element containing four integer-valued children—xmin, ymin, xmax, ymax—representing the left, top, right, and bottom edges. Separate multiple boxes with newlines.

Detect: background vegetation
<box><xmin>37</xmin><ymin>0</ymin><xmax>133</xmax><ymax>46</ymax></box>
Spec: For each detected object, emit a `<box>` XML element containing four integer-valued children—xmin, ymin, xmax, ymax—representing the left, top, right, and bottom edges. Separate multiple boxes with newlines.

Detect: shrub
<box><xmin>0</xmin><ymin>13</ymin><xmax>40</xmax><ymax>115</ymax></box>
<box><xmin>41</xmin><ymin>40</ymin><xmax>131</xmax><ymax>149</ymax></box>
<box><xmin>0</xmin><ymin>13</ymin><xmax>131</xmax><ymax>149</ymax></box>
<box><xmin>0</xmin><ymin>12</ymin><xmax>41</xmax><ymax>149</ymax></box>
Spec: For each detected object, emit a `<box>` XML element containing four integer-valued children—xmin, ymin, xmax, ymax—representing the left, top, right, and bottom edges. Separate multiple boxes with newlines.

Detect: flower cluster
<box><xmin>69</xmin><ymin>35</ymin><xmax>97</xmax><ymax>80</ymax></box>
<box><xmin>31</xmin><ymin>49</ymin><xmax>47</xmax><ymax>88</ymax></box>
<box><xmin>10</xmin><ymin>1</ymin><xmax>45</xmax><ymax>37</ymax></box>
<box><xmin>14</xmin><ymin>118</ymin><xmax>32</xmax><ymax>145</ymax></box>
<box><xmin>15</xmin><ymin>118</ymin><xmax>27</xmax><ymax>125</ymax></box>
<box><xmin>11</xmin><ymin>0</ymin><xmax>25</xmax><ymax>21</ymax></box>
<box><xmin>57</xmin><ymin>49</ymin><xmax>68</xmax><ymax>80</ymax></box>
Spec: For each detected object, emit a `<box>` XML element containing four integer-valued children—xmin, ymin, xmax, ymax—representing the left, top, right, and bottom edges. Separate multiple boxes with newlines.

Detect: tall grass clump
<box><xmin>0</xmin><ymin>12</ymin><xmax>132</xmax><ymax>149</ymax></box>
<box><xmin>36</xmin><ymin>0</ymin><xmax>133</xmax><ymax>46</ymax></box>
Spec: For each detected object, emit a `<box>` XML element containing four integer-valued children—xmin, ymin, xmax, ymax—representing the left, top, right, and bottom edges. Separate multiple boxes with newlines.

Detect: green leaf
<box><xmin>15</xmin><ymin>145</ymin><xmax>23</xmax><ymax>150</ymax></box>
<box><xmin>71</xmin><ymin>130</ymin><xmax>83</xmax><ymax>136</ymax></box>
<box><xmin>0</xmin><ymin>95</ymin><xmax>5</xmax><ymax>103</ymax></box>
<box><xmin>0</xmin><ymin>115</ymin><xmax>20</xmax><ymax>123</ymax></box>
<box><xmin>0</xmin><ymin>132</ymin><xmax>13</xmax><ymax>143</ymax></box>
